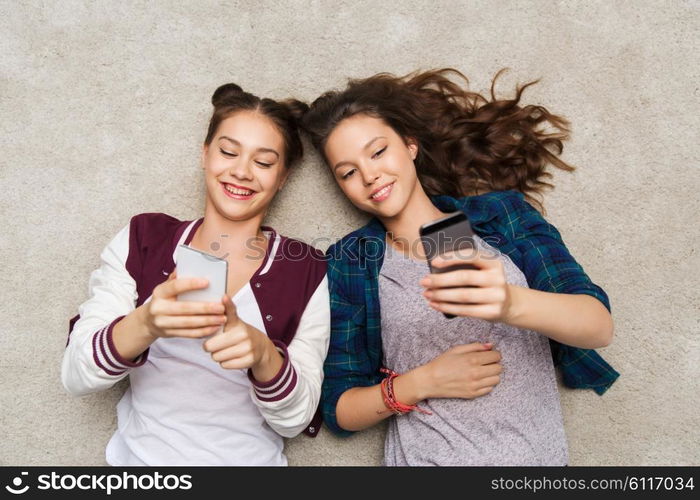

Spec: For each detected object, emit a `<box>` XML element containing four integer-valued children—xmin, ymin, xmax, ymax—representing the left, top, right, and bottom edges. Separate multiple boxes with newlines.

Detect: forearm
<box><xmin>506</xmin><ymin>285</ymin><xmax>614</xmax><ymax>348</ymax></box>
<box><xmin>336</xmin><ymin>368</ymin><xmax>425</xmax><ymax>432</ymax></box>
<box><xmin>250</xmin><ymin>337</ymin><xmax>285</xmax><ymax>383</ymax></box>
<box><xmin>248</xmin><ymin>341</ymin><xmax>314</xmax><ymax>438</ymax></box>
<box><xmin>111</xmin><ymin>306</ymin><xmax>157</xmax><ymax>361</ymax></box>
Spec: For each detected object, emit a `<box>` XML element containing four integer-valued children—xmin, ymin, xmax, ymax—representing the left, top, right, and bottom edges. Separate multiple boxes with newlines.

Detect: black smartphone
<box><xmin>419</xmin><ymin>211</ymin><xmax>478</xmax><ymax>319</ymax></box>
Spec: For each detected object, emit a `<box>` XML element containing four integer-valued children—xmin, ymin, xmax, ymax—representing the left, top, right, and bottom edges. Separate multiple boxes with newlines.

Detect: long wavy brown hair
<box><xmin>302</xmin><ymin>68</ymin><xmax>574</xmax><ymax>211</ymax></box>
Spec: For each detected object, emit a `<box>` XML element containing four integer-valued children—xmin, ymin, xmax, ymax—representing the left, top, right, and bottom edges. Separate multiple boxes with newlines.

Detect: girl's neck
<box><xmin>191</xmin><ymin>202</ymin><xmax>268</xmax><ymax>261</ymax></box>
<box><xmin>379</xmin><ymin>181</ymin><xmax>446</xmax><ymax>259</ymax></box>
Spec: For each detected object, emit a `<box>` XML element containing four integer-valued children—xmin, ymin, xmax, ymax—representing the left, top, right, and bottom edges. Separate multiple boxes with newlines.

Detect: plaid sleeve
<box><xmin>494</xmin><ymin>191</ymin><xmax>619</xmax><ymax>394</ymax></box>
<box><xmin>321</xmin><ymin>256</ymin><xmax>383</xmax><ymax>437</ymax></box>
<box><xmin>497</xmin><ymin>192</ymin><xmax>611</xmax><ymax>311</ymax></box>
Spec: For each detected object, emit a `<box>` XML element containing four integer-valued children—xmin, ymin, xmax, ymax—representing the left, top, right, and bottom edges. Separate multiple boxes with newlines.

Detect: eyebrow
<box><xmin>333</xmin><ymin>136</ymin><xmax>386</xmax><ymax>170</ymax></box>
<box><xmin>219</xmin><ymin>136</ymin><xmax>280</xmax><ymax>158</ymax></box>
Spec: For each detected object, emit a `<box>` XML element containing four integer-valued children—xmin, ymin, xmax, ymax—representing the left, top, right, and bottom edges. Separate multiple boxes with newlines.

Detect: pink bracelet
<box><xmin>379</xmin><ymin>368</ymin><xmax>432</xmax><ymax>416</ymax></box>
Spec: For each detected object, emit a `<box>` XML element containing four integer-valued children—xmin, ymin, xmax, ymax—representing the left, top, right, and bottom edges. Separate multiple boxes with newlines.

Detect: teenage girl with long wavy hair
<box><xmin>302</xmin><ymin>68</ymin><xmax>617</xmax><ymax>466</ymax></box>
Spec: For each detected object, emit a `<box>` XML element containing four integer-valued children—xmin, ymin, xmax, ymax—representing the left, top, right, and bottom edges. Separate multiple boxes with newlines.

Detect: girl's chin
<box><xmin>209</xmin><ymin>197</ymin><xmax>268</xmax><ymax>221</ymax></box>
<box><xmin>361</xmin><ymin>203</ymin><xmax>402</xmax><ymax>219</ymax></box>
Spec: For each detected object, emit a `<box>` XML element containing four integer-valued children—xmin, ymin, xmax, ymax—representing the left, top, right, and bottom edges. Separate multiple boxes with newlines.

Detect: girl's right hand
<box><xmin>417</xmin><ymin>343</ymin><xmax>502</xmax><ymax>400</ymax></box>
<box><xmin>139</xmin><ymin>272</ymin><xmax>228</xmax><ymax>339</ymax></box>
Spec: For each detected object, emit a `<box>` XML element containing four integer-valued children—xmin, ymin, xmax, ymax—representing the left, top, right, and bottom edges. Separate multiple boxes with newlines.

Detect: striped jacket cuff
<box><xmin>91</xmin><ymin>316</ymin><xmax>149</xmax><ymax>376</ymax></box>
<box><xmin>247</xmin><ymin>340</ymin><xmax>297</xmax><ymax>402</ymax></box>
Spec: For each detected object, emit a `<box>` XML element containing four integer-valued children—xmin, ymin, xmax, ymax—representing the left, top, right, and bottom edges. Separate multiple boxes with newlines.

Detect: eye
<box><xmin>341</xmin><ymin>169</ymin><xmax>356</xmax><ymax>179</ymax></box>
<box><xmin>371</xmin><ymin>146</ymin><xmax>387</xmax><ymax>159</ymax></box>
<box><xmin>255</xmin><ymin>161</ymin><xmax>273</xmax><ymax>168</ymax></box>
<box><xmin>220</xmin><ymin>149</ymin><xmax>237</xmax><ymax>158</ymax></box>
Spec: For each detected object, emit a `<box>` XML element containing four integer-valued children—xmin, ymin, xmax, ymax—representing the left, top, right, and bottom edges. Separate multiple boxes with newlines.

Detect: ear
<box><xmin>278</xmin><ymin>167</ymin><xmax>291</xmax><ymax>192</ymax></box>
<box><xmin>406</xmin><ymin>138</ymin><xmax>418</xmax><ymax>160</ymax></box>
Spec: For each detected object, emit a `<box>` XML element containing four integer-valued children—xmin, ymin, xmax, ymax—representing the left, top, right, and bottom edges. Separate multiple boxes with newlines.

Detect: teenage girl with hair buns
<box><xmin>63</xmin><ymin>84</ymin><xmax>330</xmax><ymax>466</ymax></box>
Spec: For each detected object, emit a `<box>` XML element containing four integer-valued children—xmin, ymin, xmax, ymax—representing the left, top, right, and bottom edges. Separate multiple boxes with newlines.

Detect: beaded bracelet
<box><xmin>379</xmin><ymin>367</ymin><xmax>432</xmax><ymax>416</ymax></box>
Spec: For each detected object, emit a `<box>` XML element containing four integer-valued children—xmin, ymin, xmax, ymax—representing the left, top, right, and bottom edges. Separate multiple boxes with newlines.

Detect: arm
<box><xmin>506</xmin><ymin>194</ymin><xmax>613</xmax><ymax>347</ymax></box>
<box><xmin>61</xmin><ymin>223</ymin><xmax>144</xmax><ymax>396</ymax></box>
<box><xmin>203</xmin><ymin>277</ymin><xmax>331</xmax><ymax>438</ymax></box>
<box><xmin>423</xmin><ymin>193</ymin><xmax>613</xmax><ymax>349</ymax></box>
<box><xmin>63</xmin><ymin>223</ymin><xmax>229</xmax><ymax>397</ymax></box>
<box><xmin>505</xmin><ymin>286</ymin><xmax>613</xmax><ymax>348</ymax></box>
<box><xmin>113</xmin><ymin>272</ymin><xmax>227</xmax><ymax>359</ymax></box>
<box><xmin>323</xmin><ymin>258</ymin><xmax>502</xmax><ymax>434</ymax></box>
<box><xmin>320</xmin><ymin>258</ymin><xmax>384</xmax><ymax>436</ymax></box>
<box><xmin>336</xmin><ymin>343</ymin><xmax>500</xmax><ymax>432</ymax></box>
<box><xmin>249</xmin><ymin>277</ymin><xmax>331</xmax><ymax>437</ymax></box>
<box><xmin>424</xmin><ymin>257</ymin><xmax>613</xmax><ymax>349</ymax></box>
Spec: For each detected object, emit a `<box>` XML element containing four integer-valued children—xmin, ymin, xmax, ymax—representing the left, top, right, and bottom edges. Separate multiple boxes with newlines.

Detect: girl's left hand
<box><xmin>420</xmin><ymin>250</ymin><xmax>513</xmax><ymax>322</ymax></box>
<box><xmin>203</xmin><ymin>294</ymin><xmax>279</xmax><ymax>372</ymax></box>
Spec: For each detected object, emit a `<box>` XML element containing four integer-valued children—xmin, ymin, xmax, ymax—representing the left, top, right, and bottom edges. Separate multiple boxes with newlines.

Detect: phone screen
<box><xmin>419</xmin><ymin>211</ymin><xmax>477</xmax><ymax>319</ymax></box>
<box><xmin>175</xmin><ymin>244</ymin><xmax>228</xmax><ymax>302</ymax></box>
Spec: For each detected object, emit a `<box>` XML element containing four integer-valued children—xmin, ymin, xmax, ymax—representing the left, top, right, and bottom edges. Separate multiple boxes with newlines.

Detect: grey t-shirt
<box><xmin>379</xmin><ymin>235</ymin><xmax>568</xmax><ymax>466</ymax></box>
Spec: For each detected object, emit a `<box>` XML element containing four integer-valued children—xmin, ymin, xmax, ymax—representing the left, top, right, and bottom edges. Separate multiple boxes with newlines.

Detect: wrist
<box><xmin>134</xmin><ymin>305</ymin><xmax>157</xmax><ymax>340</ymax></box>
<box><xmin>251</xmin><ymin>335</ymin><xmax>284</xmax><ymax>383</ymax></box>
<box><xmin>257</xmin><ymin>336</ymin><xmax>277</xmax><ymax>368</ymax></box>
<box><xmin>394</xmin><ymin>366</ymin><xmax>429</xmax><ymax>404</ymax></box>
<box><xmin>503</xmin><ymin>284</ymin><xmax>525</xmax><ymax>326</ymax></box>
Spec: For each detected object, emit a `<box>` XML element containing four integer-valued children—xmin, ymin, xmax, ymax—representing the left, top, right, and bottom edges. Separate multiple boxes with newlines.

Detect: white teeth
<box><xmin>372</xmin><ymin>184</ymin><xmax>392</xmax><ymax>199</ymax></box>
<box><xmin>225</xmin><ymin>185</ymin><xmax>253</xmax><ymax>196</ymax></box>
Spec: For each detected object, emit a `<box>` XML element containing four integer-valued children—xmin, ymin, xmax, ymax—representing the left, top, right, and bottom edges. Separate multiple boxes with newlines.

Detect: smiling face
<box><xmin>202</xmin><ymin>110</ymin><xmax>289</xmax><ymax>222</ymax></box>
<box><xmin>324</xmin><ymin>113</ymin><xmax>419</xmax><ymax>219</ymax></box>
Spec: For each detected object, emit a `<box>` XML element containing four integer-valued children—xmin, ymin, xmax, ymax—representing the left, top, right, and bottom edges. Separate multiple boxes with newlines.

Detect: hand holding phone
<box><xmin>419</xmin><ymin>211</ymin><xmax>478</xmax><ymax>319</ymax></box>
<box><xmin>419</xmin><ymin>212</ymin><xmax>512</xmax><ymax>323</ymax></box>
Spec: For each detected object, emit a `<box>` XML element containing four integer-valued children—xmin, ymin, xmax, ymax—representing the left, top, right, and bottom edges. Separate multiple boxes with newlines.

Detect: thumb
<box><xmin>222</xmin><ymin>294</ymin><xmax>240</xmax><ymax>328</ymax></box>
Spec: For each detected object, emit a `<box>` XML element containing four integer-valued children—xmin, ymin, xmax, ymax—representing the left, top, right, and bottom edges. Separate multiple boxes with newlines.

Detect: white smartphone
<box><xmin>175</xmin><ymin>244</ymin><xmax>228</xmax><ymax>302</ymax></box>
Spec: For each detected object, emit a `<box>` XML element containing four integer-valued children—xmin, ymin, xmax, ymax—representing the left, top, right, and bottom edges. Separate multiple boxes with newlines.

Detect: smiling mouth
<box><xmin>222</xmin><ymin>182</ymin><xmax>257</xmax><ymax>199</ymax></box>
<box><xmin>370</xmin><ymin>182</ymin><xmax>394</xmax><ymax>202</ymax></box>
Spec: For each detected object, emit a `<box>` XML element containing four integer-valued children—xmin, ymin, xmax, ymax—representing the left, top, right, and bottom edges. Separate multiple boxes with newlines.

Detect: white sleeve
<box><xmin>247</xmin><ymin>276</ymin><xmax>330</xmax><ymax>438</ymax></box>
<box><xmin>61</xmin><ymin>222</ymin><xmax>146</xmax><ymax>397</ymax></box>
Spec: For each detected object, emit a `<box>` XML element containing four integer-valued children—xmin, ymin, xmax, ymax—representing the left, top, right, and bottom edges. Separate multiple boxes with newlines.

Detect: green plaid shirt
<box><xmin>323</xmin><ymin>190</ymin><xmax>619</xmax><ymax>436</ymax></box>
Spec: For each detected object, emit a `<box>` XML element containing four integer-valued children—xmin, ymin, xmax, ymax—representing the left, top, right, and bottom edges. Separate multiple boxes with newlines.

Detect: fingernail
<box><xmin>421</xmin><ymin>278</ymin><xmax>432</xmax><ymax>287</ymax></box>
<box><xmin>423</xmin><ymin>291</ymin><xmax>433</xmax><ymax>299</ymax></box>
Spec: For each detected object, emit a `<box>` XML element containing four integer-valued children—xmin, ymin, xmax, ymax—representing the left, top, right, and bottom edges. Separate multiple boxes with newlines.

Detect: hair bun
<box><xmin>211</xmin><ymin>83</ymin><xmax>244</xmax><ymax>107</ymax></box>
<box><xmin>282</xmin><ymin>98</ymin><xmax>310</xmax><ymax>123</ymax></box>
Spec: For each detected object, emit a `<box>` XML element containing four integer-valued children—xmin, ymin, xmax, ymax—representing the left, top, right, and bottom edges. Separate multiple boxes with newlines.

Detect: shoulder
<box><xmin>325</xmin><ymin>218</ymin><xmax>384</xmax><ymax>265</ymax></box>
<box><xmin>102</xmin><ymin>213</ymin><xmax>186</xmax><ymax>254</ymax></box>
<box><xmin>433</xmin><ymin>191</ymin><xmax>538</xmax><ymax>232</ymax></box>
<box><xmin>459</xmin><ymin>191</ymin><xmax>548</xmax><ymax>240</ymax></box>
<box><xmin>462</xmin><ymin>190</ymin><xmax>533</xmax><ymax>216</ymax></box>
<box><xmin>128</xmin><ymin>212</ymin><xmax>189</xmax><ymax>233</ymax></box>
<box><xmin>325</xmin><ymin>227</ymin><xmax>365</xmax><ymax>256</ymax></box>
<box><xmin>277</xmin><ymin>234</ymin><xmax>325</xmax><ymax>262</ymax></box>
<box><xmin>272</xmin><ymin>233</ymin><xmax>327</xmax><ymax>282</ymax></box>
<box><xmin>123</xmin><ymin>214</ymin><xmax>198</xmax><ymax>281</ymax></box>
<box><xmin>127</xmin><ymin>212</ymin><xmax>197</xmax><ymax>246</ymax></box>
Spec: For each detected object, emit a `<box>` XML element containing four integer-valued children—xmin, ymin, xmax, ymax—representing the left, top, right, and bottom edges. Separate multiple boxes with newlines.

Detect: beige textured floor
<box><xmin>1</xmin><ymin>0</ymin><xmax>698</xmax><ymax>465</ymax></box>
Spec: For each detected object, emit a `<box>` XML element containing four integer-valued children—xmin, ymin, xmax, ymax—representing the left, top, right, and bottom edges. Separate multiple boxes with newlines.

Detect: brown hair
<box><xmin>205</xmin><ymin>83</ymin><xmax>309</xmax><ymax>168</ymax></box>
<box><xmin>302</xmin><ymin>68</ymin><xmax>574</xmax><ymax>210</ymax></box>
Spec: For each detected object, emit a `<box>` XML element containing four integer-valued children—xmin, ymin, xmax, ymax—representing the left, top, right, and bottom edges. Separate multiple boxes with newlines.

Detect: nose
<box><xmin>229</xmin><ymin>158</ymin><xmax>254</xmax><ymax>181</ymax></box>
<box><xmin>360</xmin><ymin>164</ymin><xmax>381</xmax><ymax>186</ymax></box>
